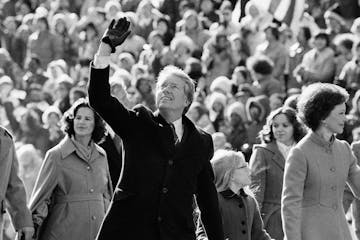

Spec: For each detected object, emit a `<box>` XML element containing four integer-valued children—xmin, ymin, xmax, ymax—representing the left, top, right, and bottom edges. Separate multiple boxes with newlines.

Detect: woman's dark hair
<box><xmin>259</xmin><ymin>106</ymin><xmax>306</xmax><ymax>143</ymax></box>
<box><xmin>297</xmin><ymin>83</ymin><xmax>349</xmax><ymax>131</ymax></box>
<box><xmin>314</xmin><ymin>31</ymin><xmax>330</xmax><ymax>47</ymax></box>
<box><xmin>62</xmin><ymin>98</ymin><xmax>106</xmax><ymax>143</ymax></box>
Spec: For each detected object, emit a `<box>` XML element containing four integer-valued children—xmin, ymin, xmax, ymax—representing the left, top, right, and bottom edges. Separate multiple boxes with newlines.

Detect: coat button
<box><xmin>89</xmin><ymin>188</ymin><xmax>94</xmax><ymax>193</ymax></box>
<box><xmin>332</xmin><ymin>204</ymin><xmax>338</xmax><ymax>210</ymax></box>
<box><xmin>331</xmin><ymin>186</ymin><xmax>337</xmax><ymax>191</ymax></box>
<box><xmin>330</xmin><ymin>167</ymin><xmax>336</xmax><ymax>172</ymax></box>
<box><xmin>162</xmin><ymin>187</ymin><xmax>168</xmax><ymax>194</ymax></box>
<box><xmin>157</xmin><ymin>216</ymin><xmax>162</xmax><ymax>222</ymax></box>
<box><xmin>241</xmin><ymin>221</ymin><xmax>246</xmax><ymax>225</ymax></box>
<box><xmin>86</xmin><ymin>166</ymin><xmax>91</xmax><ymax>171</ymax></box>
<box><xmin>168</xmin><ymin>160</ymin><xmax>173</xmax><ymax>166</ymax></box>
<box><xmin>242</xmin><ymin>230</ymin><xmax>246</xmax><ymax>234</ymax></box>
<box><xmin>92</xmin><ymin>215</ymin><xmax>96</xmax><ymax>220</ymax></box>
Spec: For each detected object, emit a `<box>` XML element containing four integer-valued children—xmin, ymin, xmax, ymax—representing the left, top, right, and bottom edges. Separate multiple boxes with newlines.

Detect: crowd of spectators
<box><xmin>1</xmin><ymin>0</ymin><xmax>360</xmax><ymax>239</ymax></box>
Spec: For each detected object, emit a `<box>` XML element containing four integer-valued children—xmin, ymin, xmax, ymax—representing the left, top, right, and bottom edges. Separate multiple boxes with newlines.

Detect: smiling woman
<box><xmin>29</xmin><ymin>98</ymin><xmax>112</xmax><ymax>240</ymax></box>
<box><xmin>249</xmin><ymin>106</ymin><xmax>306</xmax><ymax>240</ymax></box>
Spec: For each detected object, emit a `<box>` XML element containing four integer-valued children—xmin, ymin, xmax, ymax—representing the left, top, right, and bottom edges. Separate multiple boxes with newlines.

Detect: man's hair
<box><xmin>157</xmin><ymin>65</ymin><xmax>195</xmax><ymax>114</ymax></box>
<box><xmin>314</xmin><ymin>31</ymin><xmax>330</xmax><ymax>47</ymax></box>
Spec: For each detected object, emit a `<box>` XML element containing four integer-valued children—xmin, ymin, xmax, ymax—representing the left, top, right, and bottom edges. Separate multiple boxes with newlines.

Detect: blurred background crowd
<box><xmin>1</xmin><ymin>0</ymin><xmax>360</xmax><ymax>239</ymax></box>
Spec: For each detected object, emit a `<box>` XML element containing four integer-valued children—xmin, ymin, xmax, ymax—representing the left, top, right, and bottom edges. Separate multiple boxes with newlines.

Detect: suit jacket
<box><xmin>249</xmin><ymin>141</ymin><xmax>285</xmax><ymax>240</ymax></box>
<box><xmin>88</xmin><ymin>66</ymin><xmax>223</xmax><ymax>240</ymax></box>
<box><xmin>0</xmin><ymin>126</ymin><xmax>33</xmax><ymax>233</ymax></box>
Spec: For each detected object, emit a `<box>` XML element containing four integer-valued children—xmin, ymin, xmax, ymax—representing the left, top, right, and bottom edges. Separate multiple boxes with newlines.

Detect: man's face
<box><xmin>314</xmin><ymin>37</ymin><xmax>327</xmax><ymax>51</ymax></box>
<box><xmin>156</xmin><ymin>75</ymin><xmax>188</xmax><ymax>114</ymax></box>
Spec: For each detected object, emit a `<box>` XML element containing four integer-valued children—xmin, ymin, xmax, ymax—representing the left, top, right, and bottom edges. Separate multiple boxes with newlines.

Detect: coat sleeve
<box><xmin>4</xmin><ymin>134</ymin><xmax>33</xmax><ymax>230</ymax></box>
<box><xmin>195</xmin><ymin>134</ymin><xmax>224</xmax><ymax>240</ymax></box>
<box><xmin>250</xmin><ymin>196</ymin><xmax>272</xmax><ymax>240</ymax></box>
<box><xmin>87</xmin><ymin>65</ymin><xmax>143</xmax><ymax>141</ymax></box>
<box><xmin>346</xmin><ymin>142</ymin><xmax>360</xmax><ymax>198</ymax></box>
<box><xmin>29</xmin><ymin>150</ymin><xmax>58</xmax><ymax>237</ymax></box>
<box><xmin>281</xmin><ymin>147</ymin><xmax>307</xmax><ymax>240</ymax></box>
<box><xmin>249</xmin><ymin>147</ymin><xmax>266</xmax><ymax>210</ymax></box>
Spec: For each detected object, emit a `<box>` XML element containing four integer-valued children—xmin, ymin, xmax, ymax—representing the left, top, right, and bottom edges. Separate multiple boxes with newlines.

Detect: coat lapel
<box><xmin>153</xmin><ymin>110</ymin><xmax>176</xmax><ymax>158</ymax></box>
<box><xmin>266</xmin><ymin>142</ymin><xmax>285</xmax><ymax>171</ymax></box>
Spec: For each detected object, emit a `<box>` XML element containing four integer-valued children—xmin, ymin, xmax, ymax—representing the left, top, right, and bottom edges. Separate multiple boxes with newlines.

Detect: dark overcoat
<box><xmin>88</xmin><ymin>66</ymin><xmax>223</xmax><ymax>240</ymax></box>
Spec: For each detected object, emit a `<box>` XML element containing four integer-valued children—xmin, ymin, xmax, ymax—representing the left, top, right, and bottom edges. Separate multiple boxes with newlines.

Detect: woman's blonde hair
<box><xmin>211</xmin><ymin>149</ymin><xmax>246</xmax><ymax>192</ymax></box>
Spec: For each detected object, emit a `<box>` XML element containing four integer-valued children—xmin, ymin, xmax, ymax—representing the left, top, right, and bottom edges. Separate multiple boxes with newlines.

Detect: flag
<box><xmin>251</xmin><ymin>0</ymin><xmax>305</xmax><ymax>30</ymax></box>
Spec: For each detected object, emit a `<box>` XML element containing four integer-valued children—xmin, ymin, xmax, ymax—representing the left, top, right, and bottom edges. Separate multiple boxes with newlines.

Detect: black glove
<box><xmin>101</xmin><ymin>17</ymin><xmax>131</xmax><ymax>53</ymax></box>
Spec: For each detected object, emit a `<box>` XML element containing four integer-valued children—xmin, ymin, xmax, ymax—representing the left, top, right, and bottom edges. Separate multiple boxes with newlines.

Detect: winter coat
<box><xmin>249</xmin><ymin>141</ymin><xmax>285</xmax><ymax>240</ymax></box>
<box><xmin>282</xmin><ymin>132</ymin><xmax>360</xmax><ymax>240</ymax></box>
<box><xmin>29</xmin><ymin>136</ymin><xmax>113</xmax><ymax>240</ymax></box>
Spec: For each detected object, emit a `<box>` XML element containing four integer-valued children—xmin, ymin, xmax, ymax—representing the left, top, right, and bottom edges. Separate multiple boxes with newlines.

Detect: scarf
<box><xmin>70</xmin><ymin>136</ymin><xmax>94</xmax><ymax>162</ymax></box>
<box><xmin>276</xmin><ymin>140</ymin><xmax>295</xmax><ymax>160</ymax></box>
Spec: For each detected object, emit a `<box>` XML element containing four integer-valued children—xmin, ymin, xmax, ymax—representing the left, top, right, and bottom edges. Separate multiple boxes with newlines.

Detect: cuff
<box><xmin>93</xmin><ymin>54</ymin><xmax>111</xmax><ymax>69</ymax></box>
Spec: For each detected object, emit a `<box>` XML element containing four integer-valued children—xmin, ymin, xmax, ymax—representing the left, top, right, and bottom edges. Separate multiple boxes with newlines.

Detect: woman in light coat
<box><xmin>29</xmin><ymin>98</ymin><xmax>113</xmax><ymax>240</ymax></box>
<box><xmin>282</xmin><ymin>83</ymin><xmax>360</xmax><ymax>240</ymax></box>
<box><xmin>249</xmin><ymin>106</ymin><xmax>306</xmax><ymax>240</ymax></box>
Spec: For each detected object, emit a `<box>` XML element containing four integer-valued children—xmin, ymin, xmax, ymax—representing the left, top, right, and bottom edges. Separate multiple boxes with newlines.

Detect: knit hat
<box><xmin>207</xmin><ymin>92</ymin><xmax>227</xmax><ymax>110</ymax></box>
<box><xmin>210</xmin><ymin>76</ymin><xmax>232</xmax><ymax>95</ymax></box>
<box><xmin>226</xmin><ymin>101</ymin><xmax>247</xmax><ymax>122</ymax></box>
<box><xmin>42</xmin><ymin>106</ymin><xmax>62</xmax><ymax>126</ymax></box>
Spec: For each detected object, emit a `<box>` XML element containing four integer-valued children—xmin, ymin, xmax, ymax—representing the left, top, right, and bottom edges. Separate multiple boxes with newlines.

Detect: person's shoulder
<box><xmin>253</xmin><ymin>142</ymin><xmax>274</xmax><ymax>151</ymax></box>
<box><xmin>351</xmin><ymin>140</ymin><xmax>360</xmax><ymax>150</ymax></box>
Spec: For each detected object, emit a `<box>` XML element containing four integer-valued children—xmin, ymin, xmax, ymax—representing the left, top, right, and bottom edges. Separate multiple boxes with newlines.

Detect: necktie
<box><xmin>170</xmin><ymin>123</ymin><xmax>179</xmax><ymax>144</ymax></box>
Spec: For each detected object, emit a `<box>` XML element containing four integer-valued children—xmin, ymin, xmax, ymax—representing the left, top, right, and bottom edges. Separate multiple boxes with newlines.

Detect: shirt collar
<box><xmin>59</xmin><ymin>135</ymin><xmax>106</xmax><ymax>159</ymax></box>
<box><xmin>171</xmin><ymin>117</ymin><xmax>183</xmax><ymax>141</ymax></box>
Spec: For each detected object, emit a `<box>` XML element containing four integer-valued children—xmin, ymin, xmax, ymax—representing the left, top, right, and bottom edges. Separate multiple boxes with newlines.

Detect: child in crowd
<box><xmin>197</xmin><ymin>149</ymin><xmax>272</xmax><ymax>240</ymax></box>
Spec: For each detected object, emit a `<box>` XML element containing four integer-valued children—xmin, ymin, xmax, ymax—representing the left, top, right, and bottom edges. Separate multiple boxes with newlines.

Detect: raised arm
<box><xmin>88</xmin><ymin>18</ymin><xmax>141</xmax><ymax>140</ymax></box>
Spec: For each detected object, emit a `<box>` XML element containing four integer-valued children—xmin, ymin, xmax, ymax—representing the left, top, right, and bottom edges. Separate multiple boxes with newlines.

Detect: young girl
<box><xmin>197</xmin><ymin>149</ymin><xmax>272</xmax><ymax>240</ymax></box>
